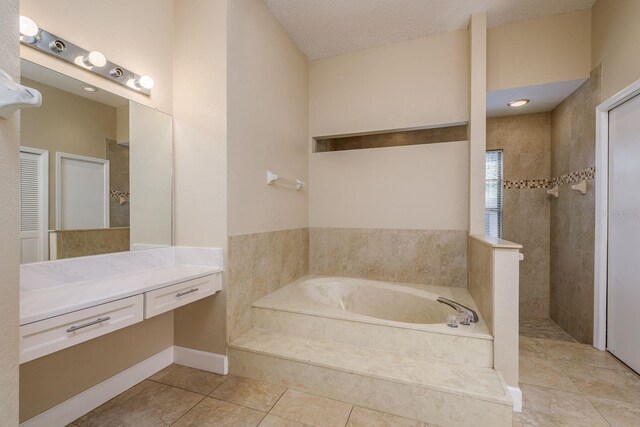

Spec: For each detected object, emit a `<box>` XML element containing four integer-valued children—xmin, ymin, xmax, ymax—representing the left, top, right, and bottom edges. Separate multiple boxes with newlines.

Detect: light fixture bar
<box><xmin>21</xmin><ymin>28</ymin><xmax>152</xmax><ymax>95</ymax></box>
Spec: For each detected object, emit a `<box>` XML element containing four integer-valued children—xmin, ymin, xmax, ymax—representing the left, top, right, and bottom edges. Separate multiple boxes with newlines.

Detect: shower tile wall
<box><xmin>487</xmin><ymin>113</ymin><xmax>551</xmax><ymax>318</ymax></box>
<box><xmin>107</xmin><ymin>139</ymin><xmax>130</xmax><ymax>227</ymax></box>
<box><xmin>309</xmin><ymin>228</ymin><xmax>467</xmax><ymax>289</ymax></box>
<box><xmin>227</xmin><ymin>228</ymin><xmax>309</xmax><ymax>342</ymax></box>
<box><xmin>549</xmin><ymin>66</ymin><xmax>601</xmax><ymax>344</ymax></box>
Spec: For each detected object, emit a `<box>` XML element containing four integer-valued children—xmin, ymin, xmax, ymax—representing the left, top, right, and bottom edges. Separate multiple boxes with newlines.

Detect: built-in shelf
<box><xmin>314</xmin><ymin>123</ymin><xmax>468</xmax><ymax>153</ymax></box>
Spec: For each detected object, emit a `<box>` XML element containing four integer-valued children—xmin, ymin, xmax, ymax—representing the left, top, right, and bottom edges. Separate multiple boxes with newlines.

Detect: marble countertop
<box><xmin>20</xmin><ymin>247</ymin><xmax>223</xmax><ymax>325</ymax></box>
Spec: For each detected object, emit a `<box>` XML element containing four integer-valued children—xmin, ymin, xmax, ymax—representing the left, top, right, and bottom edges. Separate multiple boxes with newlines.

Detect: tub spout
<box><xmin>436</xmin><ymin>297</ymin><xmax>479</xmax><ymax>323</ymax></box>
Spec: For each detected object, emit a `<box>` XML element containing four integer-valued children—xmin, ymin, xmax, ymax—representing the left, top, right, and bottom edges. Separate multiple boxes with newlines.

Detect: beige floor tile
<box><xmin>149</xmin><ymin>364</ymin><xmax>179</xmax><ymax>381</ymax></box>
<box><xmin>519</xmin><ymin>336</ymin><xmax>548</xmax><ymax>360</ymax></box>
<box><xmin>152</xmin><ymin>364</ymin><xmax>227</xmax><ymax>395</ymax></box>
<box><xmin>520</xmin><ymin>317</ymin><xmax>576</xmax><ymax>342</ymax></box>
<box><xmin>74</xmin><ymin>380</ymin><xmax>155</xmax><ymax>424</ymax></box>
<box><xmin>346</xmin><ymin>406</ymin><xmax>427</xmax><ymax>427</ymax></box>
<box><xmin>75</xmin><ymin>381</ymin><xmax>203</xmax><ymax>427</ymax></box>
<box><xmin>270</xmin><ymin>389</ymin><xmax>353</xmax><ymax>427</ymax></box>
<box><xmin>518</xmin><ymin>384</ymin><xmax>609</xmax><ymax>426</ymax></box>
<box><xmin>560</xmin><ymin>362</ymin><xmax>640</xmax><ymax>405</ymax></box>
<box><xmin>210</xmin><ymin>375</ymin><xmax>286</xmax><ymax>412</ymax></box>
<box><xmin>519</xmin><ymin>357</ymin><xmax>579</xmax><ymax>392</ymax></box>
<box><xmin>172</xmin><ymin>397</ymin><xmax>265</xmax><ymax>427</ymax></box>
<box><xmin>588</xmin><ymin>395</ymin><xmax>640</xmax><ymax>427</ymax></box>
<box><xmin>539</xmin><ymin>339</ymin><xmax>627</xmax><ymax>370</ymax></box>
<box><xmin>259</xmin><ymin>414</ymin><xmax>310</xmax><ymax>427</ymax></box>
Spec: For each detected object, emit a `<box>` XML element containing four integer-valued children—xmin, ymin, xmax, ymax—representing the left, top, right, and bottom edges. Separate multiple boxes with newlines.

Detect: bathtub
<box><xmin>254</xmin><ymin>276</ymin><xmax>490</xmax><ymax>336</ymax></box>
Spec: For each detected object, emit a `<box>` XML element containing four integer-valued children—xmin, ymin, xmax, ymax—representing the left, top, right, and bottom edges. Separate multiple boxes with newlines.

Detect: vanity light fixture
<box><xmin>82</xmin><ymin>51</ymin><xmax>107</xmax><ymax>68</ymax></box>
<box><xmin>134</xmin><ymin>75</ymin><xmax>154</xmax><ymax>90</ymax></box>
<box><xmin>19</xmin><ymin>24</ymin><xmax>153</xmax><ymax>95</ymax></box>
<box><xmin>507</xmin><ymin>99</ymin><xmax>530</xmax><ymax>108</ymax></box>
<box><xmin>19</xmin><ymin>16</ymin><xmax>39</xmax><ymax>43</ymax></box>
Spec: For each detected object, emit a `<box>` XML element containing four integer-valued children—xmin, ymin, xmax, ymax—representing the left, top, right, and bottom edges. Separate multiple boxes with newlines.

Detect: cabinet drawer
<box><xmin>20</xmin><ymin>295</ymin><xmax>143</xmax><ymax>363</ymax></box>
<box><xmin>144</xmin><ymin>274</ymin><xmax>220</xmax><ymax>319</ymax></box>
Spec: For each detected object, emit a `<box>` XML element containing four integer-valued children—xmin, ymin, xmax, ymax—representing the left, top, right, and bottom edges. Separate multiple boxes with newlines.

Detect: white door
<box><xmin>607</xmin><ymin>92</ymin><xmax>640</xmax><ymax>373</ymax></box>
<box><xmin>20</xmin><ymin>147</ymin><xmax>48</xmax><ymax>264</ymax></box>
<box><xmin>56</xmin><ymin>152</ymin><xmax>110</xmax><ymax>230</ymax></box>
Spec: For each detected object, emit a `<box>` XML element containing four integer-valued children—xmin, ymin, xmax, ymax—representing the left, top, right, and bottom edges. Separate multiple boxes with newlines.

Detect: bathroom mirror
<box><xmin>19</xmin><ymin>60</ymin><xmax>173</xmax><ymax>263</ymax></box>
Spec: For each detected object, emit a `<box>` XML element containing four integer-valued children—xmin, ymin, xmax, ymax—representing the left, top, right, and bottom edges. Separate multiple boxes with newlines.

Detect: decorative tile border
<box><xmin>503</xmin><ymin>167</ymin><xmax>595</xmax><ymax>189</ymax></box>
<box><xmin>110</xmin><ymin>190</ymin><xmax>130</xmax><ymax>198</ymax></box>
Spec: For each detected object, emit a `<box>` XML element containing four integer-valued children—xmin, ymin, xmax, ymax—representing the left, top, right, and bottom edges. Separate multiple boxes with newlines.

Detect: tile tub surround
<box><xmin>550</xmin><ymin>66</ymin><xmax>602</xmax><ymax>343</ymax></box>
<box><xmin>20</xmin><ymin>246</ymin><xmax>223</xmax><ymax>325</ymax></box>
<box><xmin>227</xmin><ymin>228</ymin><xmax>309</xmax><ymax>343</ymax></box>
<box><xmin>49</xmin><ymin>227</ymin><xmax>130</xmax><ymax>260</ymax></box>
<box><xmin>309</xmin><ymin>228</ymin><xmax>467</xmax><ymax>288</ymax></box>
<box><xmin>107</xmin><ymin>138</ymin><xmax>130</xmax><ymax>228</ymax></box>
<box><xmin>487</xmin><ymin>113</ymin><xmax>551</xmax><ymax>318</ymax></box>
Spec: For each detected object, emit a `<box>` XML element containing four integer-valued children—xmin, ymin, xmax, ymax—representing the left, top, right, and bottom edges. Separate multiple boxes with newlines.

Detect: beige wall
<box><xmin>20</xmin><ymin>313</ymin><xmax>173</xmax><ymax>423</ymax></box>
<box><xmin>309</xmin><ymin>142</ymin><xmax>468</xmax><ymax>230</ymax></box>
<box><xmin>592</xmin><ymin>0</ymin><xmax>640</xmax><ymax>100</ymax></box>
<box><xmin>20</xmin><ymin>0</ymin><xmax>174</xmax><ymax>114</ymax></box>
<box><xmin>309</xmin><ymin>29</ymin><xmax>469</xmax><ymax>137</ymax></box>
<box><xmin>172</xmin><ymin>0</ymin><xmax>229</xmax><ymax>355</ymax></box>
<box><xmin>227</xmin><ymin>0</ymin><xmax>309</xmax><ymax>236</ymax></box>
<box><xmin>0</xmin><ymin>0</ymin><xmax>20</xmax><ymax>424</ymax></box>
<box><xmin>20</xmin><ymin>78</ymin><xmax>116</xmax><ymax>229</ymax></box>
<box><xmin>488</xmin><ymin>10</ymin><xmax>591</xmax><ymax>91</ymax></box>
<box><xmin>487</xmin><ymin>114</ymin><xmax>551</xmax><ymax>318</ymax></box>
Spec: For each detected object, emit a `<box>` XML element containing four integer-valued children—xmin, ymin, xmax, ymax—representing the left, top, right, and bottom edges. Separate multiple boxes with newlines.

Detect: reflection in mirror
<box><xmin>19</xmin><ymin>60</ymin><xmax>172</xmax><ymax>263</ymax></box>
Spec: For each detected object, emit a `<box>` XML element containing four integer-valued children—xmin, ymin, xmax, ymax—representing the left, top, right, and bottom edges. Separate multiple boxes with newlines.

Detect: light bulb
<box><xmin>19</xmin><ymin>16</ymin><xmax>39</xmax><ymax>37</ymax></box>
<box><xmin>507</xmin><ymin>99</ymin><xmax>530</xmax><ymax>108</ymax></box>
<box><xmin>82</xmin><ymin>51</ymin><xmax>107</xmax><ymax>67</ymax></box>
<box><xmin>135</xmin><ymin>75</ymin><xmax>154</xmax><ymax>90</ymax></box>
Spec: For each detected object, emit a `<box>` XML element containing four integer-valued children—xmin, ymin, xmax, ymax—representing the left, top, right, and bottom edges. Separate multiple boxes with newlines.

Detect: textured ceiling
<box><xmin>264</xmin><ymin>0</ymin><xmax>596</xmax><ymax>59</ymax></box>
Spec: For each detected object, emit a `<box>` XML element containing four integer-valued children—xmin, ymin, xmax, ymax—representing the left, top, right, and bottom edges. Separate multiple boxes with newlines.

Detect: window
<box><xmin>485</xmin><ymin>150</ymin><xmax>503</xmax><ymax>238</ymax></box>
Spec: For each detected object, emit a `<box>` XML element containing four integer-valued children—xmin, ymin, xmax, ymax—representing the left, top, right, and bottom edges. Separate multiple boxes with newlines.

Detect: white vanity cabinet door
<box><xmin>144</xmin><ymin>274</ymin><xmax>220</xmax><ymax>319</ymax></box>
<box><xmin>20</xmin><ymin>295</ymin><xmax>144</xmax><ymax>363</ymax></box>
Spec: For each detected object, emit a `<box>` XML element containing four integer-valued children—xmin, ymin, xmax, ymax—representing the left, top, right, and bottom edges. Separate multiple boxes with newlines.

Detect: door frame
<box><xmin>594</xmin><ymin>77</ymin><xmax>640</xmax><ymax>350</ymax></box>
<box><xmin>55</xmin><ymin>152</ymin><xmax>110</xmax><ymax>230</ymax></box>
<box><xmin>20</xmin><ymin>146</ymin><xmax>49</xmax><ymax>262</ymax></box>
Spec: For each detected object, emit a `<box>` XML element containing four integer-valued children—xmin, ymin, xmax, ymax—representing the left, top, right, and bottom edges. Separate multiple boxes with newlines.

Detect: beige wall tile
<box><xmin>549</xmin><ymin>66</ymin><xmax>601</xmax><ymax>343</ymax></box>
<box><xmin>486</xmin><ymin>113</ymin><xmax>551</xmax><ymax>318</ymax></box>
<box><xmin>309</xmin><ymin>228</ymin><xmax>467</xmax><ymax>288</ymax></box>
<box><xmin>228</xmin><ymin>228</ymin><xmax>309</xmax><ymax>342</ymax></box>
<box><xmin>52</xmin><ymin>228</ymin><xmax>130</xmax><ymax>260</ymax></box>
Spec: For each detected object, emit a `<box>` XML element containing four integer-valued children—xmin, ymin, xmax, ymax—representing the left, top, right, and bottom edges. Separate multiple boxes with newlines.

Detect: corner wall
<box><xmin>0</xmin><ymin>1</ymin><xmax>20</xmax><ymax>424</ymax></box>
<box><xmin>225</xmin><ymin>0</ymin><xmax>310</xmax><ymax>343</ymax></box>
<box><xmin>549</xmin><ymin>66</ymin><xmax>601</xmax><ymax>343</ymax></box>
<box><xmin>172</xmin><ymin>0</ymin><xmax>229</xmax><ymax>355</ymax></box>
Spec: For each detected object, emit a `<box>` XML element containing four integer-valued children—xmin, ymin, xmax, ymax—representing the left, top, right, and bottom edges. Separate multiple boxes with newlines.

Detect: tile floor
<box><xmin>70</xmin><ymin>317</ymin><xmax>640</xmax><ymax>427</ymax></box>
<box><xmin>516</xmin><ymin>317</ymin><xmax>640</xmax><ymax>427</ymax></box>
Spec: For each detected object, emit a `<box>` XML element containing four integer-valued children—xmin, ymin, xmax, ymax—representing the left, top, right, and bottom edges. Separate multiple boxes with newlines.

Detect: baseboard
<box><xmin>508</xmin><ymin>386</ymin><xmax>522</xmax><ymax>412</ymax></box>
<box><xmin>173</xmin><ymin>346</ymin><xmax>228</xmax><ymax>375</ymax></box>
<box><xmin>20</xmin><ymin>347</ymin><xmax>173</xmax><ymax>427</ymax></box>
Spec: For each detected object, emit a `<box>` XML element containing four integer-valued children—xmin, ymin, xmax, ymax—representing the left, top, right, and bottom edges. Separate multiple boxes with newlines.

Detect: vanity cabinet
<box><xmin>20</xmin><ymin>272</ymin><xmax>221</xmax><ymax>363</ymax></box>
<box><xmin>20</xmin><ymin>295</ymin><xmax>144</xmax><ymax>363</ymax></box>
<box><xmin>144</xmin><ymin>274</ymin><xmax>220</xmax><ymax>318</ymax></box>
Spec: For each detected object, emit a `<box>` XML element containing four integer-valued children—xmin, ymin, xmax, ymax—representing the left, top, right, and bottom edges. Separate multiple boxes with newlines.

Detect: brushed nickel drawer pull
<box><xmin>66</xmin><ymin>316</ymin><xmax>111</xmax><ymax>333</ymax></box>
<box><xmin>176</xmin><ymin>288</ymin><xmax>199</xmax><ymax>298</ymax></box>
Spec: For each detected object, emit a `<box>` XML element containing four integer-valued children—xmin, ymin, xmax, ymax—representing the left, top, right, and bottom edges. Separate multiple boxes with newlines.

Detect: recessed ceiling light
<box><xmin>508</xmin><ymin>99</ymin><xmax>530</xmax><ymax>108</ymax></box>
<box><xmin>82</xmin><ymin>86</ymin><xmax>98</xmax><ymax>92</ymax></box>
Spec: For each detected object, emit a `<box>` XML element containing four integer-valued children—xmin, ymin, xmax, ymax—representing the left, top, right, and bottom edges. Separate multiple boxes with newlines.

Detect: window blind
<box><xmin>485</xmin><ymin>150</ymin><xmax>503</xmax><ymax>238</ymax></box>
